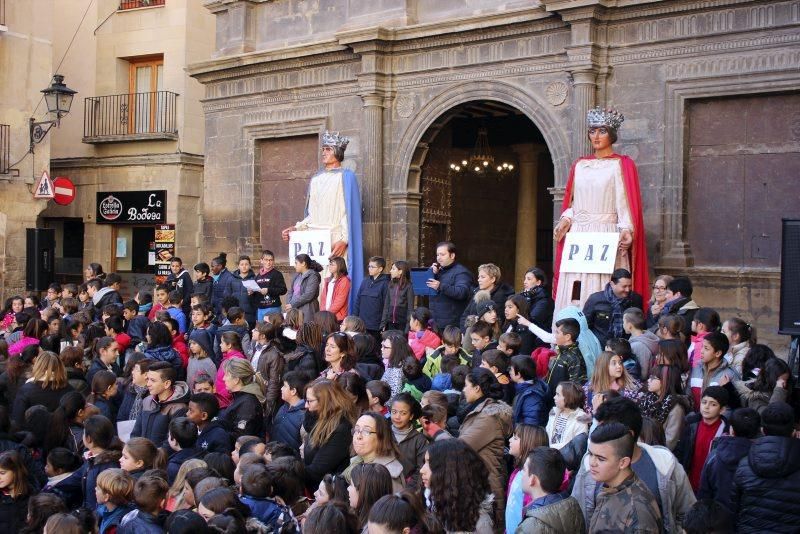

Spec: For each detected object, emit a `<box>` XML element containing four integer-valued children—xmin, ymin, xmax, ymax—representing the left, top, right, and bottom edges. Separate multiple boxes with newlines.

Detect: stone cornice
<box><xmin>51</xmin><ymin>153</ymin><xmax>204</xmax><ymax>169</ymax></box>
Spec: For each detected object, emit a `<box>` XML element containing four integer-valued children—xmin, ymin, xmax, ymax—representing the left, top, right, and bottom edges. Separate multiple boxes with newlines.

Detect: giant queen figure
<box><xmin>282</xmin><ymin>131</ymin><xmax>364</xmax><ymax>310</ymax></box>
<box><xmin>552</xmin><ymin>108</ymin><xmax>650</xmax><ymax>312</ymax></box>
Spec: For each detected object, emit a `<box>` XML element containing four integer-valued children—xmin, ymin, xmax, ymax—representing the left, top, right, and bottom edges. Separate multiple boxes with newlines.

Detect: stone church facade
<box><xmin>190</xmin><ymin>0</ymin><xmax>800</xmax><ymax>351</ymax></box>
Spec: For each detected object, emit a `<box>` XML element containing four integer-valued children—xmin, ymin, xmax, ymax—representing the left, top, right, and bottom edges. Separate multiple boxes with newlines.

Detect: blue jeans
<box><xmin>257</xmin><ymin>307</ymin><xmax>282</xmax><ymax>322</ymax></box>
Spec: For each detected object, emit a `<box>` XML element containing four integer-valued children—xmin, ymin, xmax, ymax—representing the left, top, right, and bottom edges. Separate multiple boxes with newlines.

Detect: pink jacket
<box><xmin>320</xmin><ymin>276</ymin><xmax>351</xmax><ymax>321</ymax></box>
<box><xmin>215</xmin><ymin>349</ymin><xmax>246</xmax><ymax>408</ymax></box>
<box><xmin>9</xmin><ymin>336</ymin><xmax>40</xmax><ymax>357</ymax></box>
<box><xmin>408</xmin><ymin>329</ymin><xmax>442</xmax><ymax>360</ymax></box>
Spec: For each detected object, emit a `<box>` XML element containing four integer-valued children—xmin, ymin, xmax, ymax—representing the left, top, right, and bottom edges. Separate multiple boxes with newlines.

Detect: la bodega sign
<box><xmin>96</xmin><ymin>191</ymin><xmax>167</xmax><ymax>224</ymax></box>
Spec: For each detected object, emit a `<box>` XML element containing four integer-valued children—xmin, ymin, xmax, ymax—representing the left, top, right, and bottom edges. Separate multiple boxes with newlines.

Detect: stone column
<box><xmin>512</xmin><ymin>144</ymin><xmax>545</xmax><ymax>284</ymax></box>
<box><xmin>570</xmin><ymin>70</ymin><xmax>597</xmax><ymax>160</ymax></box>
<box><xmin>360</xmin><ymin>94</ymin><xmax>385</xmax><ymax>257</ymax></box>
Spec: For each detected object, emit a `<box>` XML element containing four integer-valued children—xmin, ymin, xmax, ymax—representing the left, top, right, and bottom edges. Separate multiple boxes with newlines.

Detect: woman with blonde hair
<box><xmin>166</xmin><ymin>458</ymin><xmax>207</xmax><ymax>511</ymax></box>
<box><xmin>582</xmin><ymin>350</ymin><xmax>640</xmax><ymax>415</ymax></box>
<box><xmin>302</xmin><ymin>379</ymin><xmax>357</xmax><ymax>490</ymax></box>
<box><xmin>219</xmin><ymin>358</ymin><xmax>265</xmax><ymax>439</ymax></box>
<box><xmin>459</xmin><ymin>263</ymin><xmax>514</xmax><ymax>330</ymax></box>
<box><xmin>11</xmin><ymin>351</ymin><xmax>73</xmax><ymax>428</ymax></box>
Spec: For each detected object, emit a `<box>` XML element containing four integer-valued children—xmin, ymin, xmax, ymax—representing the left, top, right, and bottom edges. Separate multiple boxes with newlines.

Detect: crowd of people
<box><xmin>0</xmin><ymin>243</ymin><xmax>797</xmax><ymax>534</ymax></box>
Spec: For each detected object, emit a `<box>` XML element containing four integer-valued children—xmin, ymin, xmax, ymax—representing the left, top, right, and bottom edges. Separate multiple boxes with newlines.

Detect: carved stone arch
<box><xmin>391</xmin><ymin>80</ymin><xmax>571</xmax><ymax>195</ymax></box>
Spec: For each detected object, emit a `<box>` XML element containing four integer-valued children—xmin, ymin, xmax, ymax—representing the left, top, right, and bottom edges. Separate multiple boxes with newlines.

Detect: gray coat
<box><xmin>288</xmin><ymin>270</ymin><xmax>321</xmax><ymax>322</ymax></box>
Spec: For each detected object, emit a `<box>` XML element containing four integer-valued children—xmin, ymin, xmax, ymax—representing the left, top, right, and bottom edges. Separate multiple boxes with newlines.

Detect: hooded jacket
<box><xmin>571</xmin><ymin>441</ymin><xmax>696</xmax><ymax>534</ymax></box>
<box><xmin>512</xmin><ymin>379</ymin><xmax>549</xmax><ymax>427</ymax></box>
<box><xmin>343</xmin><ymin>454</ymin><xmax>406</xmax><ymax>492</ymax></box>
<box><xmin>288</xmin><ymin>269</ymin><xmax>322</xmax><ymax>323</ymax></box>
<box><xmin>220</xmin><ymin>384</ymin><xmax>265</xmax><ymax>439</ymax></box>
<box><xmin>70</xmin><ymin>448</ymin><xmax>122</xmax><ymax>509</ymax></box>
<box><xmin>353</xmin><ymin>273</ymin><xmax>390</xmax><ymax>330</ymax></box>
<box><xmin>459</xmin><ymin>282</ymin><xmax>515</xmax><ymax>330</ymax></box>
<box><xmin>458</xmin><ymin>397</ymin><xmax>513</xmax><ymax>513</ymax></box>
<box><xmin>629</xmin><ymin>330</ymin><xmax>660</xmax><ymax>378</ymax></box>
<box><xmin>143</xmin><ymin>344</ymin><xmax>184</xmax><ymax>378</ymax></box>
<box><xmin>197</xmin><ymin>418</ymin><xmax>233</xmax><ymax>454</ymax></box>
<box><xmin>131</xmin><ymin>381</ymin><xmax>190</xmax><ymax>447</ymax></box>
<box><xmin>697</xmin><ymin>435</ymin><xmax>751</xmax><ymax>511</ymax></box>
<box><xmin>732</xmin><ymin>435</ymin><xmax>800</xmax><ymax>533</ymax></box>
<box><xmin>92</xmin><ymin>286</ymin><xmax>123</xmax><ymax>319</ymax></box>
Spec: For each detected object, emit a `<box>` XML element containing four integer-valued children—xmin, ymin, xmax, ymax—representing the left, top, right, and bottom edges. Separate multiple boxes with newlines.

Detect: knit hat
<box><xmin>188</xmin><ymin>328</ymin><xmax>214</xmax><ymax>358</ymax></box>
<box><xmin>701</xmin><ymin>385</ymin><xmax>729</xmax><ymax>407</ymax></box>
<box><xmin>476</xmin><ymin>300</ymin><xmax>498</xmax><ymax>319</ymax></box>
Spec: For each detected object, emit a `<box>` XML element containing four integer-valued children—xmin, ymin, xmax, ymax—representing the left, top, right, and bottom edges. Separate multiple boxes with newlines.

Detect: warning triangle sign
<box><xmin>34</xmin><ymin>170</ymin><xmax>55</xmax><ymax>199</ymax></box>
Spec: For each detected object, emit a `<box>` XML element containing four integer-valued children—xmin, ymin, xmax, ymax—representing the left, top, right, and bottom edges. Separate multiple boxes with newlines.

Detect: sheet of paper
<box><xmin>117</xmin><ymin>420</ymin><xmax>135</xmax><ymax>443</ymax></box>
<box><xmin>242</xmin><ymin>280</ymin><xmax>261</xmax><ymax>291</ymax></box>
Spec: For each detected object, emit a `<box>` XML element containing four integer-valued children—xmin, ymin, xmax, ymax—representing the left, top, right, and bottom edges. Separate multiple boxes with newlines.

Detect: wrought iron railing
<box><xmin>119</xmin><ymin>0</ymin><xmax>165</xmax><ymax>10</ymax></box>
<box><xmin>83</xmin><ymin>91</ymin><xmax>178</xmax><ymax>140</ymax></box>
<box><xmin>0</xmin><ymin>124</ymin><xmax>10</xmax><ymax>174</ymax></box>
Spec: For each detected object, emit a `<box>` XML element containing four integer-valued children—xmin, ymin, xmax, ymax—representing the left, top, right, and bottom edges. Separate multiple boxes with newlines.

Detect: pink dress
<box><xmin>215</xmin><ymin>349</ymin><xmax>246</xmax><ymax>408</ymax></box>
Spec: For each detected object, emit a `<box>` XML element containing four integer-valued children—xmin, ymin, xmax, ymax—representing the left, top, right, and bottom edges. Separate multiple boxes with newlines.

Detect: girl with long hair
<box><xmin>320</xmin><ymin>256</ymin><xmax>351</xmax><ymax>322</ymax></box>
<box><xmin>321</xmin><ymin>332</ymin><xmax>357</xmax><ymax>380</ymax></box>
<box><xmin>408</xmin><ymin>307</ymin><xmax>441</xmax><ymax>360</ymax></box>
<box><xmin>722</xmin><ymin>317</ymin><xmax>757</xmax><ymax>375</ymax></box>
<box><xmin>656</xmin><ymin>338</ymin><xmax>691</xmax><ymax>376</ymax></box>
<box><xmin>285</xmin><ymin>322</ymin><xmax>325</xmax><ymax>375</ymax></box>
<box><xmin>732</xmin><ymin>356</ymin><xmax>792</xmax><ymax>414</ymax></box>
<box><xmin>80</xmin><ymin>415</ymin><xmax>124</xmax><ymax>509</ymax></box>
<box><xmin>220</xmin><ymin>358</ymin><xmax>266</xmax><ymax>438</ymax></box>
<box><xmin>582</xmin><ymin>350</ymin><xmax>640</xmax><ymax>415</ymax></box>
<box><xmin>367</xmin><ymin>491</ymin><xmax>429</xmax><ymax>534</ymax></box>
<box><xmin>11</xmin><ymin>352</ymin><xmax>73</xmax><ymax>430</ymax></box>
<box><xmin>119</xmin><ymin>437</ymin><xmax>167</xmax><ymax>479</ymax></box>
<box><xmin>86</xmin><ymin>336</ymin><xmax>120</xmax><ymax>385</ymax></box>
<box><xmin>638</xmin><ymin>364</ymin><xmax>692</xmax><ymax>450</ymax></box>
<box><xmin>285</xmin><ymin>253</ymin><xmax>323</xmax><ymax>321</ymax></box>
<box><xmin>502</xmin><ymin>294</ymin><xmax>537</xmax><ymax>355</ymax></box>
<box><xmin>143</xmin><ymin>321</ymin><xmax>182</xmax><ymax>375</ymax></box>
<box><xmin>302</xmin><ymin>379</ymin><xmax>357</xmax><ymax>490</ymax></box>
<box><xmin>51</xmin><ymin>391</ymin><xmax>89</xmax><ymax>454</ymax></box>
<box><xmin>215</xmin><ymin>331</ymin><xmax>246</xmax><ymax>408</ymax></box>
<box><xmin>505</xmin><ymin>424</ymin><xmax>550</xmax><ymax>533</ymax></box>
<box><xmin>88</xmin><ymin>370</ymin><xmax>119</xmax><ymax>421</ymax></box>
<box><xmin>381</xmin><ymin>331</ymin><xmax>411</xmax><ymax>398</ymax></box>
<box><xmin>348</xmin><ymin>463</ymin><xmax>393</xmax><ymax>530</ymax></box>
<box><xmin>381</xmin><ymin>260</ymin><xmax>414</xmax><ymax>333</ymax></box>
<box><xmin>0</xmin><ymin>451</ymin><xmax>32</xmax><ymax>532</ymax></box>
<box><xmin>420</xmin><ymin>438</ymin><xmax>494</xmax><ymax>532</ymax></box>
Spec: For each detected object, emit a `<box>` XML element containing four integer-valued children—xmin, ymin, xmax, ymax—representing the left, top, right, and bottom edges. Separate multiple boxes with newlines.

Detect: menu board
<box><xmin>154</xmin><ymin>224</ymin><xmax>175</xmax><ymax>283</ymax></box>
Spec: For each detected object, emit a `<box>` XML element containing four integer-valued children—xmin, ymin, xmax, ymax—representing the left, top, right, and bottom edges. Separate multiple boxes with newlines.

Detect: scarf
<box><xmin>638</xmin><ymin>391</ymin><xmax>676</xmax><ymax>425</ymax></box>
<box><xmin>603</xmin><ymin>283</ymin><xmax>627</xmax><ymax>340</ymax></box>
<box><xmin>138</xmin><ymin>302</ymin><xmax>152</xmax><ymax>315</ymax></box>
<box><xmin>128</xmin><ymin>384</ymin><xmax>149</xmax><ymax>421</ymax></box>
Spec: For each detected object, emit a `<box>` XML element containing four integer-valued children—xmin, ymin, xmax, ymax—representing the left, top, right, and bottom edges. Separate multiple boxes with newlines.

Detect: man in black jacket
<box><xmin>731</xmin><ymin>402</ymin><xmax>800</xmax><ymax>533</ymax></box>
<box><xmin>582</xmin><ymin>268</ymin><xmax>643</xmax><ymax>348</ymax></box>
<box><xmin>426</xmin><ymin>241</ymin><xmax>474</xmax><ymax>330</ymax></box>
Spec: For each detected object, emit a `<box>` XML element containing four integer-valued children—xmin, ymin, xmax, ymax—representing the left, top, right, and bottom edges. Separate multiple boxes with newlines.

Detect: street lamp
<box><xmin>29</xmin><ymin>74</ymin><xmax>77</xmax><ymax>153</ymax></box>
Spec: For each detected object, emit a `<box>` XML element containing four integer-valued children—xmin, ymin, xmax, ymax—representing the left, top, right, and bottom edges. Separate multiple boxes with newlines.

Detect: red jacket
<box><xmin>115</xmin><ymin>332</ymin><xmax>132</xmax><ymax>355</ymax></box>
<box><xmin>320</xmin><ymin>275</ymin><xmax>351</xmax><ymax>321</ymax></box>
<box><xmin>172</xmin><ymin>332</ymin><xmax>189</xmax><ymax>368</ymax></box>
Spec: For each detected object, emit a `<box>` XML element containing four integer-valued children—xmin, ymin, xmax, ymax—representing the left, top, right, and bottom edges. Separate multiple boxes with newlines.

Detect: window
<box><xmin>128</xmin><ymin>56</ymin><xmax>164</xmax><ymax>134</ymax></box>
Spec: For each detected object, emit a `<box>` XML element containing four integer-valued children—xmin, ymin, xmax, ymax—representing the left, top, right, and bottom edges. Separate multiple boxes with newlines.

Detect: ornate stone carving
<box><xmin>545</xmin><ymin>81</ymin><xmax>568</xmax><ymax>106</ymax></box>
<box><xmin>395</xmin><ymin>93</ymin><xmax>416</xmax><ymax>118</ymax></box>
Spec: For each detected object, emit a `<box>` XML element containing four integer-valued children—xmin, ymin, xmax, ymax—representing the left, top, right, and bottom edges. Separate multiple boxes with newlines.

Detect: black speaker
<box><xmin>779</xmin><ymin>219</ymin><xmax>800</xmax><ymax>336</ymax></box>
<box><xmin>26</xmin><ymin>228</ymin><xmax>55</xmax><ymax>292</ymax></box>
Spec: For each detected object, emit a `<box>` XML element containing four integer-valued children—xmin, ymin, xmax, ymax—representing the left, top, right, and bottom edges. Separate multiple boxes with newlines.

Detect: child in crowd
<box><xmin>381</xmin><ymin>260</ymin><xmax>414</xmax><ymax>333</ymax></box>
<box><xmin>120</xmin><ymin>437</ymin><xmax>167</xmax><ymax>479</ymax></box>
<box><xmin>80</xmin><ymin>415</ymin><xmax>124</xmax><ymax>510</ymax></box>
<box><xmin>390</xmin><ymin>393</ymin><xmax>427</xmax><ymax>486</ymax></box>
<box><xmin>509</xmin><ymin>355</ymin><xmax>549</xmax><ymax>428</ymax></box>
<box><xmin>186</xmin><ymin>392</ymin><xmax>231</xmax><ymax>454</ymax></box>
<box><xmin>117</xmin><ymin>475</ymin><xmax>169</xmax><ymax>532</ymax></box>
<box><xmin>420</xmin><ymin>403</ymin><xmax>452</xmax><ymax>442</ymax></box>
<box><xmin>165</xmin><ymin>291</ymin><xmax>188</xmax><ymax>335</ymax></box>
<box><xmin>366</xmin><ymin>380</ymin><xmax>391</xmax><ymax>415</ymax></box>
<box><xmin>546</xmin><ymin>381</ymin><xmax>589</xmax><ymax>450</ymax></box>
<box><xmin>239</xmin><ymin>463</ymin><xmax>296</xmax><ymax>531</ymax></box>
<box><xmin>517</xmin><ymin>446</ymin><xmax>585</xmax><ymax>533</ymax></box>
<box><xmin>88</xmin><ymin>370</ymin><xmax>119</xmax><ymax>421</ymax></box>
<box><xmin>677</xmin><ymin>385</ymin><xmax>730</xmax><ymax>492</ymax></box>
<box><xmin>638</xmin><ymin>364</ymin><xmax>692</xmax><ymax>450</ymax></box>
<box><xmin>193</xmin><ymin>262</ymin><xmax>214</xmax><ymax>303</ymax></box>
<box><xmin>545</xmin><ymin>318</ymin><xmax>588</xmax><ymax>405</ymax></box>
<box><xmin>505</xmin><ymin>425</ymin><xmax>549</xmax><ymax>533</ymax></box>
<box><xmin>688</xmin><ymin>332</ymin><xmax>739</xmax><ymax>411</ymax></box>
<box><xmin>123</xmin><ymin>300</ymin><xmax>150</xmax><ymax>345</ymax></box>
<box><xmin>689</xmin><ymin>308</ymin><xmax>722</xmax><ymax>369</ymax></box>
<box><xmin>401</xmin><ymin>356</ymin><xmax>431</xmax><ymax>400</ymax></box>
<box><xmin>42</xmin><ymin>448</ymin><xmax>83</xmax><ymax>510</ymax></box>
<box><xmin>271</xmin><ymin>371</ymin><xmax>310</xmax><ymax>450</ymax></box>
<box><xmin>95</xmin><ymin>468</ymin><xmax>135</xmax><ymax>534</ymax></box>
<box><xmin>215</xmin><ymin>331</ymin><xmax>247</xmax><ymax>407</ymax></box>
<box><xmin>166</xmin><ymin>417</ymin><xmax>200</xmax><ymax>485</ymax></box>
<box><xmin>497</xmin><ymin>331</ymin><xmax>522</xmax><ymax>357</ymax></box>
<box><xmin>187</xmin><ymin>329</ymin><xmax>216</xmax><ymax>391</ymax></box>
<box><xmin>192</xmin><ymin>372</ymin><xmax>215</xmax><ymax>395</ymax></box>
<box><xmin>407</xmin><ymin>307</ymin><xmax>441</xmax><ymax>360</ymax></box>
<box><xmin>468</xmin><ymin>320</ymin><xmax>498</xmax><ymax>367</ymax></box>
<box><xmin>480</xmin><ymin>349</ymin><xmax>514</xmax><ymax>405</ymax></box>
<box><xmin>149</xmin><ymin>284</ymin><xmax>170</xmax><ymax>321</ymax></box>
<box><xmin>423</xmin><ymin>325</ymin><xmax>471</xmax><ymax>378</ymax></box>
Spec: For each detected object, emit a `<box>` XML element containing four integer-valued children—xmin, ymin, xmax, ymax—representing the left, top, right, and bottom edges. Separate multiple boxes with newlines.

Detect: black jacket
<box><xmin>284</xmin><ymin>344</ymin><xmax>322</xmax><ymax>376</ymax></box>
<box><xmin>302</xmin><ymin>412</ymin><xmax>353</xmax><ymax>489</ymax></box>
<box><xmin>193</xmin><ymin>278</ymin><xmax>213</xmax><ymax>303</ymax></box>
<box><xmin>211</xmin><ymin>268</ymin><xmax>237</xmax><ymax>317</ymax></box>
<box><xmin>92</xmin><ymin>287</ymin><xmax>123</xmax><ymax>320</ymax></box>
<box><xmin>230</xmin><ymin>269</ymin><xmax>259</xmax><ymax>325</ymax></box>
<box><xmin>131</xmin><ymin>382</ymin><xmax>190</xmax><ymax>447</ymax></box>
<box><xmin>427</xmin><ymin>262</ymin><xmax>474</xmax><ymax>330</ymax></box>
<box><xmin>582</xmin><ymin>289</ymin><xmax>644</xmax><ymax>348</ymax></box>
<box><xmin>381</xmin><ymin>282</ymin><xmax>414</xmax><ymax>332</ymax></box>
<box><xmin>503</xmin><ymin>320</ymin><xmax>538</xmax><ymax>356</ymax></box>
<box><xmin>167</xmin><ymin>269</ymin><xmax>194</xmax><ymax>316</ymax></box>
<box><xmin>253</xmin><ymin>268</ymin><xmax>287</xmax><ymax>309</ymax></box>
<box><xmin>732</xmin><ymin>435</ymin><xmax>800</xmax><ymax>533</ymax></box>
<box><xmin>353</xmin><ymin>274</ymin><xmax>390</xmax><ymax>331</ymax></box>
<box><xmin>220</xmin><ymin>390</ymin><xmax>264</xmax><ymax>439</ymax></box>
<box><xmin>126</xmin><ymin>315</ymin><xmax>150</xmax><ymax>345</ymax></box>
<box><xmin>197</xmin><ymin>419</ymin><xmax>233</xmax><ymax>454</ymax></box>
<box><xmin>0</xmin><ymin>493</ymin><xmax>28</xmax><ymax>532</ymax></box>
<box><xmin>11</xmin><ymin>381</ymin><xmax>74</xmax><ymax>430</ymax></box>
<box><xmin>167</xmin><ymin>447</ymin><xmax>202</xmax><ymax>485</ymax></box>
<box><xmin>698</xmin><ymin>435</ymin><xmax>752</xmax><ymax>512</ymax></box>
<box><xmin>521</xmin><ymin>286</ymin><xmax>554</xmax><ymax>345</ymax></box>
<box><xmin>459</xmin><ymin>282</ymin><xmax>515</xmax><ymax>330</ymax></box>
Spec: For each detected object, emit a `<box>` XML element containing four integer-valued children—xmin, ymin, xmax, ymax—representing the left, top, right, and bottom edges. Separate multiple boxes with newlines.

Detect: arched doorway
<box><xmin>415</xmin><ymin>100</ymin><xmax>555</xmax><ymax>286</ymax></box>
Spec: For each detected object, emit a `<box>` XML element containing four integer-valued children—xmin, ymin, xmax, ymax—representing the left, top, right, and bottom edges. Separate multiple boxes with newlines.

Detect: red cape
<box><xmin>552</xmin><ymin>154</ymin><xmax>650</xmax><ymax>304</ymax></box>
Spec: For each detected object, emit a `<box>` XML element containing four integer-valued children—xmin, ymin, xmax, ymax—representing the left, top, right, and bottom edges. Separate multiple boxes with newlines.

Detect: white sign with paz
<box><xmin>289</xmin><ymin>230</ymin><xmax>332</xmax><ymax>265</ymax></box>
<box><xmin>560</xmin><ymin>232</ymin><xmax>620</xmax><ymax>274</ymax></box>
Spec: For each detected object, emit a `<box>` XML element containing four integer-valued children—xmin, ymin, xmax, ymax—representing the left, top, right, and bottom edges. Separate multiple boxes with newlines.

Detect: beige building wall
<box><xmin>0</xmin><ymin>0</ymin><xmax>56</xmax><ymax>299</ymax></box>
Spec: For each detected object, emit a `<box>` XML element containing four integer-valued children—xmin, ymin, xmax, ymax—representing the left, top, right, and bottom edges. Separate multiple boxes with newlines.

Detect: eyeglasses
<box><xmin>647</xmin><ymin>376</ymin><xmax>661</xmax><ymax>381</ymax></box>
<box><xmin>351</xmin><ymin>427</ymin><xmax>376</xmax><ymax>437</ymax></box>
<box><xmin>306</xmin><ymin>397</ymin><xmax>318</xmax><ymax>405</ymax></box>
<box><xmin>653</xmin><ymin>285</ymin><xmax>667</xmax><ymax>290</ymax></box>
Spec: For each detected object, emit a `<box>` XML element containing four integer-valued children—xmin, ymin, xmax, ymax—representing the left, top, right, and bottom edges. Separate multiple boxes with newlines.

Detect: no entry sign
<box><xmin>53</xmin><ymin>177</ymin><xmax>76</xmax><ymax>205</ymax></box>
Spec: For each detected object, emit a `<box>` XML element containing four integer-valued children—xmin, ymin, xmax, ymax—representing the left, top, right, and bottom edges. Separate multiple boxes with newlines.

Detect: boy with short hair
<box><xmin>105</xmin><ymin>315</ymin><xmax>132</xmax><ymax>355</ymax></box>
<box><xmin>517</xmin><ymin>446</ymin><xmax>584</xmax><ymax>533</ymax></box>
<box><xmin>166</xmin><ymin>416</ymin><xmax>200</xmax><ymax>485</ymax></box>
<box><xmin>509</xmin><ymin>354</ymin><xmax>548</xmax><ymax>427</ymax></box>
<box><xmin>166</xmin><ymin>290</ymin><xmax>187</xmax><ymax>334</ymax></box>
<box><xmin>698</xmin><ymin>407</ymin><xmax>760</xmax><ymax>510</ymax></box>
<box><xmin>193</xmin><ymin>262</ymin><xmax>213</xmax><ymax>303</ymax></box>
<box><xmin>469</xmin><ymin>320</ymin><xmax>498</xmax><ymax>367</ymax></box>
<box><xmin>423</xmin><ymin>325</ymin><xmax>471</xmax><ymax>378</ymax></box>
<box><xmin>95</xmin><ymin>468</ymin><xmax>135</xmax><ymax>534</ymax></box>
<box><xmin>45</xmin><ymin>282</ymin><xmax>62</xmax><ymax>309</ymax></box>
<box><xmin>186</xmin><ymin>392</ymin><xmax>231</xmax><ymax>454</ymax></box>
<box><xmin>270</xmin><ymin>371</ymin><xmax>309</xmax><ymax>450</ymax></box>
<box><xmin>239</xmin><ymin>463</ymin><xmax>293</xmax><ymax>530</ymax></box>
<box><xmin>123</xmin><ymin>300</ymin><xmax>150</xmax><ymax>344</ymax></box>
<box><xmin>192</xmin><ymin>373</ymin><xmax>215</xmax><ymax>394</ymax></box>
<box><xmin>545</xmin><ymin>318</ymin><xmax>588</xmax><ymax>406</ymax></box>
<box><xmin>587</xmin><ymin>422</ymin><xmax>663</xmax><ymax>533</ymax></box>
<box><xmin>688</xmin><ymin>331</ymin><xmax>739</xmax><ymax>411</ymax></box>
<box><xmin>481</xmin><ymin>349</ymin><xmax>513</xmax><ymax>404</ymax></box>
<box><xmin>498</xmin><ymin>331</ymin><xmax>522</xmax><ymax>357</ymax></box>
<box><xmin>118</xmin><ymin>475</ymin><xmax>169</xmax><ymax>533</ymax></box>
<box><xmin>623</xmin><ymin>307</ymin><xmax>659</xmax><ymax>378</ymax></box>
<box><xmin>677</xmin><ymin>385</ymin><xmax>730</xmax><ymax>492</ymax></box>
<box><xmin>62</xmin><ymin>283</ymin><xmax>78</xmax><ymax>300</ymax></box>
<box><xmin>353</xmin><ymin>256</ymin><xmax>390</xmax><ymax>339</ymax></box>
<box><xmin>148</xmin><ymin>284</ymin><xmax>170</xmax><ymax>321</ymax></box>
<box><xmin>420</xmin><ymin>403</ymin><xmax>452</xmax><ymax>441</ymax></box>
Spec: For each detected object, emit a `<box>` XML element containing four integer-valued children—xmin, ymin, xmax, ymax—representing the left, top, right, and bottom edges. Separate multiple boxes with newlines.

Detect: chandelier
<box><xmin>449</xmin><ymin>127</ymin><xmax>514</xmax><ymax>175</ymax></box>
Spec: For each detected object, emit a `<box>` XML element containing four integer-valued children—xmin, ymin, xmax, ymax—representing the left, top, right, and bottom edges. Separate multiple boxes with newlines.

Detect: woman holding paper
<box><xmin>552</xmin><ymin>107</ymin><xmax>649</xmax><ymax>314</ymax></box>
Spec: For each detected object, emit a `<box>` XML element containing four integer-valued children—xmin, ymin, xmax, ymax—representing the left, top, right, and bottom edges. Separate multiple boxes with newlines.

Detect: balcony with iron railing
<box><xmin>0</xmin><ymin>124</ymin><xmax>10</xmax><ymax>174</ymax></box>
<box><xmin>119</xmin><ymin>0</ymin><xmax>165</xmax><ymax>10</ymax></box>
<box><xmin>83</xmin><ymin>91</ymin><xmax>178</xmax><ymax>143</ymax></box>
